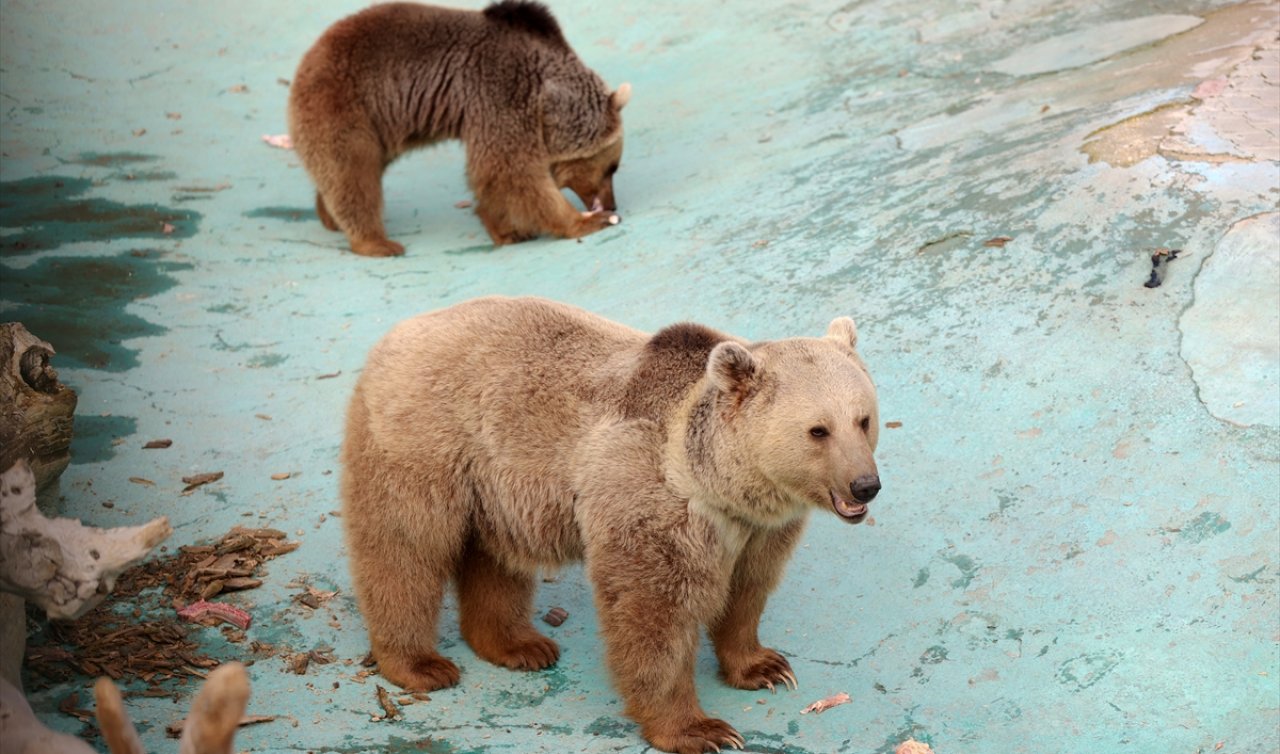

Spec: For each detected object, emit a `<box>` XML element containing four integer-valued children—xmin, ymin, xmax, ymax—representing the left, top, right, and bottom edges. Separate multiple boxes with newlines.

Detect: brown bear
<box><xmin>341</xmin><ymin>297</ymin><xmax>882</xmax><ymax>753</ymax></box>
<box><xmin>288</xmin><ymin>1</ymin><xmax>629</xmax><ymax>256</ymax></box>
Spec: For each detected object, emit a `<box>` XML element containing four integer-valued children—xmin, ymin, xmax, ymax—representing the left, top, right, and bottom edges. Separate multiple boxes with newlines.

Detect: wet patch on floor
<box><xmin>70</xmin><ymin>414</ymin><xmax>138</xmax><ymax>465</ymax></box>
<box><xmin>0</xmin><ymin>175</ymin><xmax>199</xmax><ymax>253</ymax></box>
<box><xmin>244</xmin><ymin>206</ymin><xmax>313</xmax><ymax>222</ymax></box>
<box><xmin>0</xmin><ymin>250</ymin><xmax>192</xmax><ymax>370</ymax></box>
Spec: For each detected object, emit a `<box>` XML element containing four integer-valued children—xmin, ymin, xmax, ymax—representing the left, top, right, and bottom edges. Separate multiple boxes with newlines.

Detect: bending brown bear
<box><xmin>288</xmin><ymin>2</ymin><xmax>629</xmax><ymax>256</ymax></box>
<box><xmin>341</xmin><ymin>297</ymin><xmax>881</xmax><ymax>754</ymax></box>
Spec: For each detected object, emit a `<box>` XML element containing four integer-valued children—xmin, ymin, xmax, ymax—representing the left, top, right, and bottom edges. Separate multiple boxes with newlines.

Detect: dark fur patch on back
<box><xmin>620</xmin><ymin>323</ymin><xmax>728</xmax><ymax>422</ymax></box>
<box><xmin>484</xmin><ymin>1</ymin><xmax>567</xmax><ymax>46</ymax></box>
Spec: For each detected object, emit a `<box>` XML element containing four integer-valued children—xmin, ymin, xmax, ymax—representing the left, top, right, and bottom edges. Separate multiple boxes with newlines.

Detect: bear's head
<box><xmin>688</xmin><ymin>317</ymin><xmax>880</xmax><ymax>528</ymax></box>
<box><xmin>544</xmin><ymin>80</ymin><xmax>629</xmax><ymax>212</ymax></box>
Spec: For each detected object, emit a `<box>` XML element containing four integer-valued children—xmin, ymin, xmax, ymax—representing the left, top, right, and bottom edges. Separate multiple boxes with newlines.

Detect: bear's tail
<box><xmin>483</xmin><ymin>1</ymin><xmax>568</xmax><ymax>48</ymax></box>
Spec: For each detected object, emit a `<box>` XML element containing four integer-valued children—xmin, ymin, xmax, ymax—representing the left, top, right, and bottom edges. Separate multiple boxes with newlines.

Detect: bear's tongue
<box><xmin>831</xmin><ymin>492</ymin><xmax>868</xmax><ymax>520</ymax></box>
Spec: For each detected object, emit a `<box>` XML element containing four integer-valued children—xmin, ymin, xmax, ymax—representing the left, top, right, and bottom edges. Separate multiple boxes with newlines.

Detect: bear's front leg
<box><xmin>467</xmin><ymin>150</ymin><xmax>619</xmax><ymax>245</ymax></box>
<box><xmin>710</xmin><ymin>521</ymin><xmax>806</xmax><ymax>692</ymax></box>
<box><xmin>592</xmin><ymin>573</ymin><xmax>745</xmax><ymax>754</ymax></box>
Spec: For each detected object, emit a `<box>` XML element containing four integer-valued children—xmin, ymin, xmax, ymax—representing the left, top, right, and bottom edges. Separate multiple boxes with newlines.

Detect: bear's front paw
<box><xmin>376</xmin><ymin>651</ymin><xmax>461</xmax><ymax>692</ymax></box>
<box><xmin>722</xmin><ymin>648</ymin><xmax>797</xmax><ymax>693</ymax></box>
<box><xmin>482</xmin><ymin>632</ymin><xmax>561</xmax><ymax>671</ymax></box>
<box><xmin>350</xmin><ymin>237</ymin><xmax>406</xmax><ymax>257</ymax></box>
<box><xmin>646</xmin><ymin>717</ymin><xmax>745</xmax><ymax>754</ymax></box>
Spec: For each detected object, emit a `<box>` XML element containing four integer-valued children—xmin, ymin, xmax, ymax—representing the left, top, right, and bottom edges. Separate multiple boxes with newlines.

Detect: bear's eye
<box><xmin>859</xmin><ymin>417</ymin><xmax>871</xmax><ymax>433</ymax></box>
<box><xmin>606</xmin><ymin>163</ymin><xmax>619</xmax><ymax>177</ymax></box>
<box><xmin>809</xmin><ymin>426</ymin><xmax>829</xmax><ymax>439</ymax></box>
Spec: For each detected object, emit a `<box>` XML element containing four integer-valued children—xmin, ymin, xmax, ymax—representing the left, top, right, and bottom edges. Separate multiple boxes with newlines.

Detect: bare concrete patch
<box><xmin>987</xmin><ymin>15</ymin><xmax>1203</xmax><ymax>77</ymax></box>
<box><xmin>1179</xmin><ymin>212</ymin><xmax>1280</xmax><ymax>428</ymax></box>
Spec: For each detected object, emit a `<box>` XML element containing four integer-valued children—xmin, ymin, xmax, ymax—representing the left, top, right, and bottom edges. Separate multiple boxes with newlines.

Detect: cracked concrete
<box><xmin>1181</xmin><ymin>211</ymin><xmax>1280</xmax><ymax>428</ymax></box>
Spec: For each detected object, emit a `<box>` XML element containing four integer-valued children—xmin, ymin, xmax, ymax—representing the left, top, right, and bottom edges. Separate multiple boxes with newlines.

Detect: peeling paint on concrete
<box><xmin>987</xmin><ymin>15</ymin><xmax>1205</xmax><ymax>77</ymax></box>
<box><xmin>1180</xmin><ymin>212</ymin><xmax>1280</xmax><ymax>428</ymax></box>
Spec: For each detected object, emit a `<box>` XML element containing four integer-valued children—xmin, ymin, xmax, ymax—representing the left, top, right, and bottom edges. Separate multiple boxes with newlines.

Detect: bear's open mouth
<box><xmin>830</xmin><ymin>490</ymin><xmax>868</xmax><ymax>524</ymax></box>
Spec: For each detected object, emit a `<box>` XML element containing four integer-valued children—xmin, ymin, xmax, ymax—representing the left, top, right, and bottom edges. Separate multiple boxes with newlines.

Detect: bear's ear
<box><xmin>825</xmin><ymin>317</ymin><xmax>858</xmax><ymax>351</ymax></box>
<box><xmin>707</xmin><ymin>342</ymin><xmax>758</xmax><ymax>394</ymax></box>
<box><xmin>612</xmin><ymin>82</ymin><xmax>632</xmax><ymax>111</ymax></box>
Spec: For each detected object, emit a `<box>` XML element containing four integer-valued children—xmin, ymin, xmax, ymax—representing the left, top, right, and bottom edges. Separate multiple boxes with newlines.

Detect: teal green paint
<box><xmin>244</xmin><ymin>206</ymin><xmax>314</xmax><ymax>222</ymax></box>
<box><xmin>70</xmin><ymin>151</ymin><xmax>158</xmax><ymax>168</ymax></box>
<box><xmin>912</xmin><ymin>567</ymin><xmax>930</xmax><ymax>588</ymax></box>
<box><xmin>0</xmin><ymin>251</ymin><xmax>192</xmax><ymax>370</ymax></box>
<box><xmin>1055</xmin><ymin>652</ymin><xmax>1121</xmax><ymax>692</ymax></box>
<box><xmin>1228</xmin><ymin>566</ymin><xmax>1268</xmax><ymax>583</ymax></box>
<box><xmin>112</xmin><ymin>170</ymin><xmax>179</xmax><ymax>182</ymax></box>
<box><xmin>0</xmin><ymin>175</ymin><xmax>199</xmax><ymax>253</ymax></box>
<box><xmin>1176</xmin><ymin>511</ymin><xmax>1232</xmax><ymax>543</ymax></box>
<box><xmin>582</xmin><ymin>715</ymin><xmax>633</xmax><ymax>738</ymax></box>
<box><xmin>942</xmin><ymin>553</ymin><xmax>979</xmax><ymax>589</ymax></box>
<box><xmin>919</xmin><ymin>645</ymin><xmax>948</xmax><ymax>665</ymax></box>
<box><xmin>247</xmin><ymin>352</ymin><xmax>288</xmax><ymax>368</ymax></box>
<box><xmin>70</xmin><ymin>414</ymin><xmax>137</xmax><ymax>465</ymax></box>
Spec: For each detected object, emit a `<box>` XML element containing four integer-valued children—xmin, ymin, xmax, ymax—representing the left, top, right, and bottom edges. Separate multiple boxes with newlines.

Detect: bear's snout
<box><xmin>850</xmin><ymin>475</ymin><xmax>880</xmax><ymax>503</ymax></box>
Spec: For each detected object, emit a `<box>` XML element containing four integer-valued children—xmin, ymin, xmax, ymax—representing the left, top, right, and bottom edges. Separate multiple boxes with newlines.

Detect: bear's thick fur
<box><xmin>341</xmin><ymin>297</ymin><xmax>881</xmax><ymax>753</ymax></box>
<box><xmin>288</xmin><ymin>1</ymin><xmax>629</xmax><ymax>256</ymax></box>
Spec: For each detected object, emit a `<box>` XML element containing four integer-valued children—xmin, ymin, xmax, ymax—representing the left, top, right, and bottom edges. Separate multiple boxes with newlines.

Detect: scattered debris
<box><xmin>143</xmin><ymin>438</ymin><xmax>173</xmax><ymax>449</ymax></box>
<box><xmin>166</xmin><ymin>112</ymin><xmax>182</xmax><ymax>120</ymax></box>
<box><xmin>57</xmin><ymin>691</ymin><xmax>93</xmax><ymax>722</ymax></box>
<box><xmin>129</xmin><ymin>476</ymin><xmax>155</xmax><ymax>486</ymax></box>
<box><xmin>255</xmin><ymin>413</ymin><xmax>272</xmax><ymax>420</ymax></box>
<box><xmin>174</xmin><ymin>183</ymin><xmax>231</xmax><ymax>193</ymax></box>
<box><xmin>227</xmin><ymin>84</ymin><xmax>249</xmax><ymax>93</ymax></box>
<box><xmin>294</xmin><ymin>585</ymin><xmax>338</xmax><ymax>610</ymax></box>
<box><xmin>542</xmin><ymin>607</ymin><xmax>569</xmax><ymax>627</ymax></box>
<box><xmin>165</xmin><ymin>714</ymin><xmax>275</xmax><ymax>739</ymax></box>
<box><xmin>982</xmin><ymin>236</ymin><xmax>1013</xmax><ymax>248</ymax></box>
<box><xmin>375</xmin><ymin>685</ymin><xmax>401</xmax><ymax>720</ymax></box>
<box><xmin>800</xmin><ymin>691</ymin><xmax>851</xmax><ymax>715</ymax></box>
<box><xmin>288</xmin><ymin>653</ymin><xmax>310</xmax><ymax>676</ymax></box>
<box><xmin>25</xmin><ymin>526</ymin><xmax>299</xmax><ymax>691</ymax></box>
<box><xmin>1143</xmin><ymin>247</ymin><xmax>1183</xmax><ymax>288</ymax></box>
<box><xmin>161</xmin><ymin>222</ymin><xmax>175</xmax><ymax>234</ymax></box>
<box><xmin>885</xmin><ymin>421</ymin><xmax>903</xmax><ymax>429</ymax></box>
<box><xmin>271</xmin><ymin>472</ymin><xmax>292</xmax><ymax>481</ymax></box>
<box><xmin>181</xmin><ymin>471</ymin><xmax>224</xmax><ymax>494</ymax></box>
<box><xmin>261</xmin><ymin>133</ymin><xmax>294</xmax><ymax>150</ymax></box>
<box><xmin>277</xmin><ymin>77</ymin><xmax>291</xmax><ymax>86</ymax></box>
<box><xmin>454</xmin><ymin>199</ymin><xmax>473</xmax><ymax>209</ymax></box>
<box><xmin>895</xmin><ymin>739</ymin><xmax>935</xmax><ymax>754</ymax></box>
<box><xmin>132</xmin><ymin>128</ymin><xmax>146</xmax><ymax>137</ymax></box>
<box><xmin>178</xmin><ymin>600</ymin><xmax>252</xmax><ymax>630</ymax></box>
<box><xmin>316</xmin><ymin>371</ymin><xmax>342</xmax><ymax>380</ymax></box>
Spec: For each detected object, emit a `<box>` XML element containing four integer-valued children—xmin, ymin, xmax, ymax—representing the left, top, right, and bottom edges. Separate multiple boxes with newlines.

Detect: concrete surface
<box><xmin>1</xmin><ymin>0</ymin><xmax>1277</xmax><ymax>752</ymax></box>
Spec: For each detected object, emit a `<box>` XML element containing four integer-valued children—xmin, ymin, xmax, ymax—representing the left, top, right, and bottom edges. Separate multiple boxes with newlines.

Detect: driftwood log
<box><xmin>0</xmin><ymin>323</ymin><xmax>77</xmax><ymax>493</ymax></box>
<box><xmin>0</xmin><ymin>459</ymin><xmax>172</xmax><ymax>621</ymax></box>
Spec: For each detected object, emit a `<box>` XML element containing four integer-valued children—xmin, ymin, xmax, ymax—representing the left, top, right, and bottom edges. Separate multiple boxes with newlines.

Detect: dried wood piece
<box><xmin>0</xmin><ymin>460</ymin><xmax>171</xmax><ymax>620</ymax></box>
<box><xmin>542</xmin><ymin>607</ymin><xmax>569</xmax><ymax>626</ymax></box>
<box><xmin>800</xmin><ymin>691</ymin><xmax>851</xmax><ymax>714</ymax></box>
<box><xmin>982</xmin><ymin>236</ymin><xmax>1013</xmax><ymax>248</ymax></box>
<box><xmin>143</xmin><ymin>439</ymin><xmax>173</xmax><ymax>449</ymax></box>
<box><xmin>181</xmin><ymin>472</ymin><xmax>224</xmax><ymax>494</ymax></box>
<box><xmin>375</xmin><ymin>685</ymin><xmax>400</xmax><ymax>720</ymax></box>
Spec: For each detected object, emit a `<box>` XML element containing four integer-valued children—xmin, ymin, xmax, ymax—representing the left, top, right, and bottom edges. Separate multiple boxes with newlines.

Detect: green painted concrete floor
<box><xmin>2</xmin><ymin>0</ymin><xmax>1278</xmax><ymax>752</ymax></box>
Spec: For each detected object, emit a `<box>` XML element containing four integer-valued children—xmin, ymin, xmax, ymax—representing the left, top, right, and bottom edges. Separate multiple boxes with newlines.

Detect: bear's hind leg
<box><xmin>315</xmin><ymin>192</ymin><xmax>339</xmax><ymax>232</ymax></box>
<box><xmin>311</xmin><ymin>133</ymin><xmax>405</xmax><ymax>257</ymax></box>
<box><xmin>457</xmin><ymin>538</ymin><xmax>559</xmax><ymax>671</ymax></box>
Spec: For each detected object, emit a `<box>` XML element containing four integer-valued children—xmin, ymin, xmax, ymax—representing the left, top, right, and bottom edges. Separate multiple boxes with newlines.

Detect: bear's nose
<box><xmin>850</xmin><ymin>475</ymin><xmax>880</xmax><ymax>503</ymax></box>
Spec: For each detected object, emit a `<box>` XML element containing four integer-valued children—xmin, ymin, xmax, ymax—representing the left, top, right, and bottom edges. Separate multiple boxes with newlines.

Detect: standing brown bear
<box><xmin>288</xmin><ymin>2</ymin><xmax>629</xmax><ymax>256</ymax></box>
<box><xmin>341</xmin><ymin>297</ymin><xmax>882</xmax><ymax>753</ymax></box>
